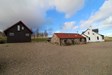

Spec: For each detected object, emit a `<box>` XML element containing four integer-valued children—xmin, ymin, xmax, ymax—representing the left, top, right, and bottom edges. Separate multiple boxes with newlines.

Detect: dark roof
<box><xmin>92</xmin><ymin>29</ymin><xmax>99</xmax><ymax>33</ymax></box>
<box><xmin>82</xmin><ymin>29</ymin><xmax>89</xmax><ymax>34</ymax></box>
<box><xmin>55</xmin><ymin>33</ymin><xmax>85</xmax><ymax>39</ymax></box>
<box><xmin>4</xmin><ymin>21</ymin><xmax>33</xmax><ymax>34</ymax></box>
<box><xmin>82</xmin><ymin>29</ymin><xmax>99</xmax><ymax>34</ymax></box>
<box><xmin>82</xmin><ymin>29</ymin><xmax>104</xmax><ymax>37</ymax></box>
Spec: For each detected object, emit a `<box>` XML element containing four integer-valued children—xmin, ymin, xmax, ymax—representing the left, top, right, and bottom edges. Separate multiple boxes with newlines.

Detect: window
<box><xmin>93</xmin><ymin>33</ymin><xmax>94</xmax><ymax>35</ymax></box>
<box><xmin>9</xmin><ymin>33</ymin><xmax>14</xmax><ymax>36</ymax></box>
<box><xmin>97</xmin><ymin>36</ymin><xmax>99</xmax><ymax>40</ymax></box>
<box><xmin>25</xmin><ymin>33</ymin><xmax>29</xmax><ymax>37</ymax></box>
<box><xmin>17</xmin><ymin>25</ymin><xmax>20</xmax><ymax>31</ymax></box>
<box><xmin>88</xmin><ymin>32</ymin><xmax>90</xmax><ymax>35</ymax></box>
<box><xmin>22</xmin><ymin>27</ymin><xmax>24</xmax><ymax>30</ymax></box>
<box><xmin>89</xmin><ymin>37</ymin><xmax>90</xmax><ymax>40</ymax></box>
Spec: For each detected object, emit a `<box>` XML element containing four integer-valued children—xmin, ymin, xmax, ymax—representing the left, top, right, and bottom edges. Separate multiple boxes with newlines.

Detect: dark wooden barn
<box><xmin>4</xmin><ymin>21</ymin><xmax>32</xmax><ymax>43</ymax></box>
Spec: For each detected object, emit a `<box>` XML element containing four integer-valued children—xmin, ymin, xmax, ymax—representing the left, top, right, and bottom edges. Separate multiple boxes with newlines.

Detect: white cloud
<box><xmin>80</xmin><ymin>0</ymin><xmax>112</xmax><ymax>30</ymax></box>
<box><xmin>99</xmin><ymin>16</ymin><xmax>112</xmax><ymax>29</ymax></box>
<box><xmin>105</xmin><ymin>33</ymin><xmax>112</xmax><ymax>37</ymax></box>
<box><xmin>0</xmin><ymin>0</ymin><xmax>84</xmax><ymax>31</ymax></box>
<box><xmin>62</xmin><ymin>21</ymin><xmax>78</xmax><ymax>31</ymax></box>
<box><xmin>0</xmin><ymin>0</ymin><xmax>48</xmax><ymax>31</ymax></box>
<box><xmin>54</xmin><ymin>0</ymin><xmax>84</xmax><ymax>18</ymax></box>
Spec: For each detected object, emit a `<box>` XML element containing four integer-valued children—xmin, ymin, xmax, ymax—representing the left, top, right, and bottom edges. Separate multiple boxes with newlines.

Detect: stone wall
<box><xmin>51</xmin><ymin>34</ymin><xmax>60</xmax><ymax>45</ymax></box>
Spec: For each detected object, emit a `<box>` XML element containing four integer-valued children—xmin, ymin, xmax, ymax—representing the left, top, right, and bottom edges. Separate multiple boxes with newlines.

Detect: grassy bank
<box><xmin>32</xmin><ymin>38</ymin><xmax>48</xmax><ymax>42</ymax></box>
<box><xmin>105</xmin><ymin>37</ymin><xmax>112</xmax><ymax>42</ymax></box>
<box><xmin>0</xmin><ymin>37</ymin><xmax>6</xmax><ymax>44</ymax></box>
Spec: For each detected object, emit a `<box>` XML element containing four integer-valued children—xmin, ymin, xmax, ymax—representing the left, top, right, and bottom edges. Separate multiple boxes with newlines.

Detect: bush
<box><xmin>0</xmin><ymin>37</ymin><xmax>6</xmax><ymax>44</ymax></box>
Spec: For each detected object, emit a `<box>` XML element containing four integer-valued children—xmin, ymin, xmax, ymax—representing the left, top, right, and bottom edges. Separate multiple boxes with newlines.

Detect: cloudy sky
<box><xmin>0</xmin><ymin>0</ymin><xmax>112</xmax><ymax>36</ymax></box>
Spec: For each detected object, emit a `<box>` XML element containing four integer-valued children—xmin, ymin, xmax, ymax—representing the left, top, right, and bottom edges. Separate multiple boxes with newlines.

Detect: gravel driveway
<box><xmin>0</xmin><ymin>42</ymin><xmax>112</xmax><ymax>75</ymax></box>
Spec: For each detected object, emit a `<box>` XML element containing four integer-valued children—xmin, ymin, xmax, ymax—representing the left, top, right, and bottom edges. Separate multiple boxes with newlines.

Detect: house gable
<box><xmin>51</xmin><ymin>34</ymin><xmax>60</xmax><ymax>44</ymax></box>
<box><xmin>82</xmin><ymin>28</ymin><xmax>104</xmax><ymax>42</ymax></box>
<box><xmin>4</xmin><ymin>21</ymin><xmax>32</xmax><ymax>35</ymax></box>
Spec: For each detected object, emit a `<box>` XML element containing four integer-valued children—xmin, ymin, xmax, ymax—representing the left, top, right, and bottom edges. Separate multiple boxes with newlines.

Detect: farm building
<box><xmin>0</xmin><ymin>31</ymin><xmax>5</xmax><ymax>37</ymax></box>
<box><xmin>82</xmin><ymin>27</ymin><xmax>104</xmax><ymax>42</ymax></box>
<box><xmin>51</xmin><ymin>33</ymin><xmax>86</xmax><ymax>45</ymax></box>
<box><xmin>4</xmin><ymin>21</ymin><xmax>32</xmax><ymax>43</ymax></box>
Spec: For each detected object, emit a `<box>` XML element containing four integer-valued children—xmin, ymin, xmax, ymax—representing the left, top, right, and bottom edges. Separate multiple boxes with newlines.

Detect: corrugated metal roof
<box><xmin>55</xmin><ymin>33</ymin><xmax>85</xmax><ymax>39</ymax></box>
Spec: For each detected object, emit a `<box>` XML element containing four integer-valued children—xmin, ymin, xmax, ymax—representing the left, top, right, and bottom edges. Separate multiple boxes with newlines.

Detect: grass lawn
<box><xmin>32</xmin><ymin>37</ymin><xmax>48</xmax><ymax>42</ymax></box>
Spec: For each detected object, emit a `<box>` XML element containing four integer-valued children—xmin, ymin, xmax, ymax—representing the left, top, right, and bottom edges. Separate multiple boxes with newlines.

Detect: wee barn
<box><xmin>4</xmin><ymin>21</ymin><xmax>32</xmax><ymax>43</ymax></box>
<box><xmin>51</xmin><ymin>33</ymin><xmax>86</xmax><ymax>45</ymax></box>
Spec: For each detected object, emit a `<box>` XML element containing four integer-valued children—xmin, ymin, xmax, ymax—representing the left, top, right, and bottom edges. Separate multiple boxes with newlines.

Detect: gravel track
<box><xmin>0</xmin><ymin>42</ymin><xmax>112</xmax><ymax>75</ymax></box>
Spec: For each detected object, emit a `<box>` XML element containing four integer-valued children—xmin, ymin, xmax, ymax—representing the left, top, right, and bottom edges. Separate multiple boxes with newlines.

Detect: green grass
<box><xmin>0</xmin><ymin>37</ymin><xmax>6</xmax><ymax>40</ymax></box>
<box><xmin>32</xmin><ymin>38</ymin><xmax>48</xmax><ymax>42</ymax></box>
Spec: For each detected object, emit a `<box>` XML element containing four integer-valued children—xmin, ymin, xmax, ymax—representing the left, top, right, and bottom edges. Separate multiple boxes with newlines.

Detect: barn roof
<box><xmin>55</xmin><ymin>33</ymin><xmax>85</xmax><ymax>39</ymax></box>
<box><xmin>4</xmin><ymin>21</ymin><xmax>33</xmax><ymax>35</ymax></box>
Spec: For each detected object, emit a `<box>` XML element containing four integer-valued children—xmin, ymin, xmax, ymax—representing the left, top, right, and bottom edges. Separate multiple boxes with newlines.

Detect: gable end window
<box><xmin>22</xmin><ymin>27</ymin><xmax>24</xmax><ymax>30</ymax></box>
<box><xmin>88</xmin><ymin>32</ymin><xmax>90</xmax><ymax>35</ymax></box>
<box><xmin>17</xmin><ymin>25</ymin><xmax>20</xmax><ymax>31</ymax></box>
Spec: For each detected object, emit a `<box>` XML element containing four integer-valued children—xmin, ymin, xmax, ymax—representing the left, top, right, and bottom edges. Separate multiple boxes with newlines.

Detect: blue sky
<box><xmin>0</xmin><ymin>0</ymin><xmax>112</xmax><ymax>36</ymax></box>
<box><xmin>44</xmin><ymin>0</ymin><xmax>105</xmax><ymax>34</ymax></box>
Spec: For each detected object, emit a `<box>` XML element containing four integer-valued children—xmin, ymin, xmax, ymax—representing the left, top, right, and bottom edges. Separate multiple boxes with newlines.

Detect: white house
<box><xmin>82</xmin><ymin>27</ymin><xmax>104</xmax><ymax>42</ymax></box>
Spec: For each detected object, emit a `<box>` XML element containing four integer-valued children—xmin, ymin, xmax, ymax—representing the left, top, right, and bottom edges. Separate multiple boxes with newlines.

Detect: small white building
<box><xmin>82</xmin><ymin>27</ymin><xmax>104</xmax><ymax>42</ymax></box>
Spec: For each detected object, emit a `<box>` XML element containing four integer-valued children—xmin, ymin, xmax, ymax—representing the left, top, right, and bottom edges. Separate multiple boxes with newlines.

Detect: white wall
<box><xmin>82</xmin><ymin>29</ymin><xmax>104</xmax><ymax>42</ymax></box>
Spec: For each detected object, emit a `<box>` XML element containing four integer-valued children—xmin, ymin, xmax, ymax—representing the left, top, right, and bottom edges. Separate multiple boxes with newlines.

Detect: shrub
<box><xmin>0</xmin><ymin>37</ymin><xmax>6</xmax><ymax>44</ymax></box>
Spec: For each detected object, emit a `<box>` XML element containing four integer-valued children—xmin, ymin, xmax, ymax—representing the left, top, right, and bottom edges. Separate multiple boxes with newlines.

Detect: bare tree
<box><xmin>36</xmin><ymin>28</ymin><xmax>39</xmax><ymax>37</ymax></box>
<box><xmin>44</xmin><ymin>30</ymin><xmax>48</xmax><ymax>37</ymax></box>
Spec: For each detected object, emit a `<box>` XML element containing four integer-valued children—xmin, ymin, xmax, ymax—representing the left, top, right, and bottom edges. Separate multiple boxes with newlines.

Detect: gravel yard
<box><xmin>0</xmin><ymin>42</ymin><xmax>112</xmax><ymax>75</ymax></box>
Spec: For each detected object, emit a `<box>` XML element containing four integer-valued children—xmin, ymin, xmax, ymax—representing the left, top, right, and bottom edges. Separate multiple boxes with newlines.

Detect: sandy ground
<box><xmin>0</xmin><ymin>42</ymin><xmax>112</xmax><ymax>75</ymax></box>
